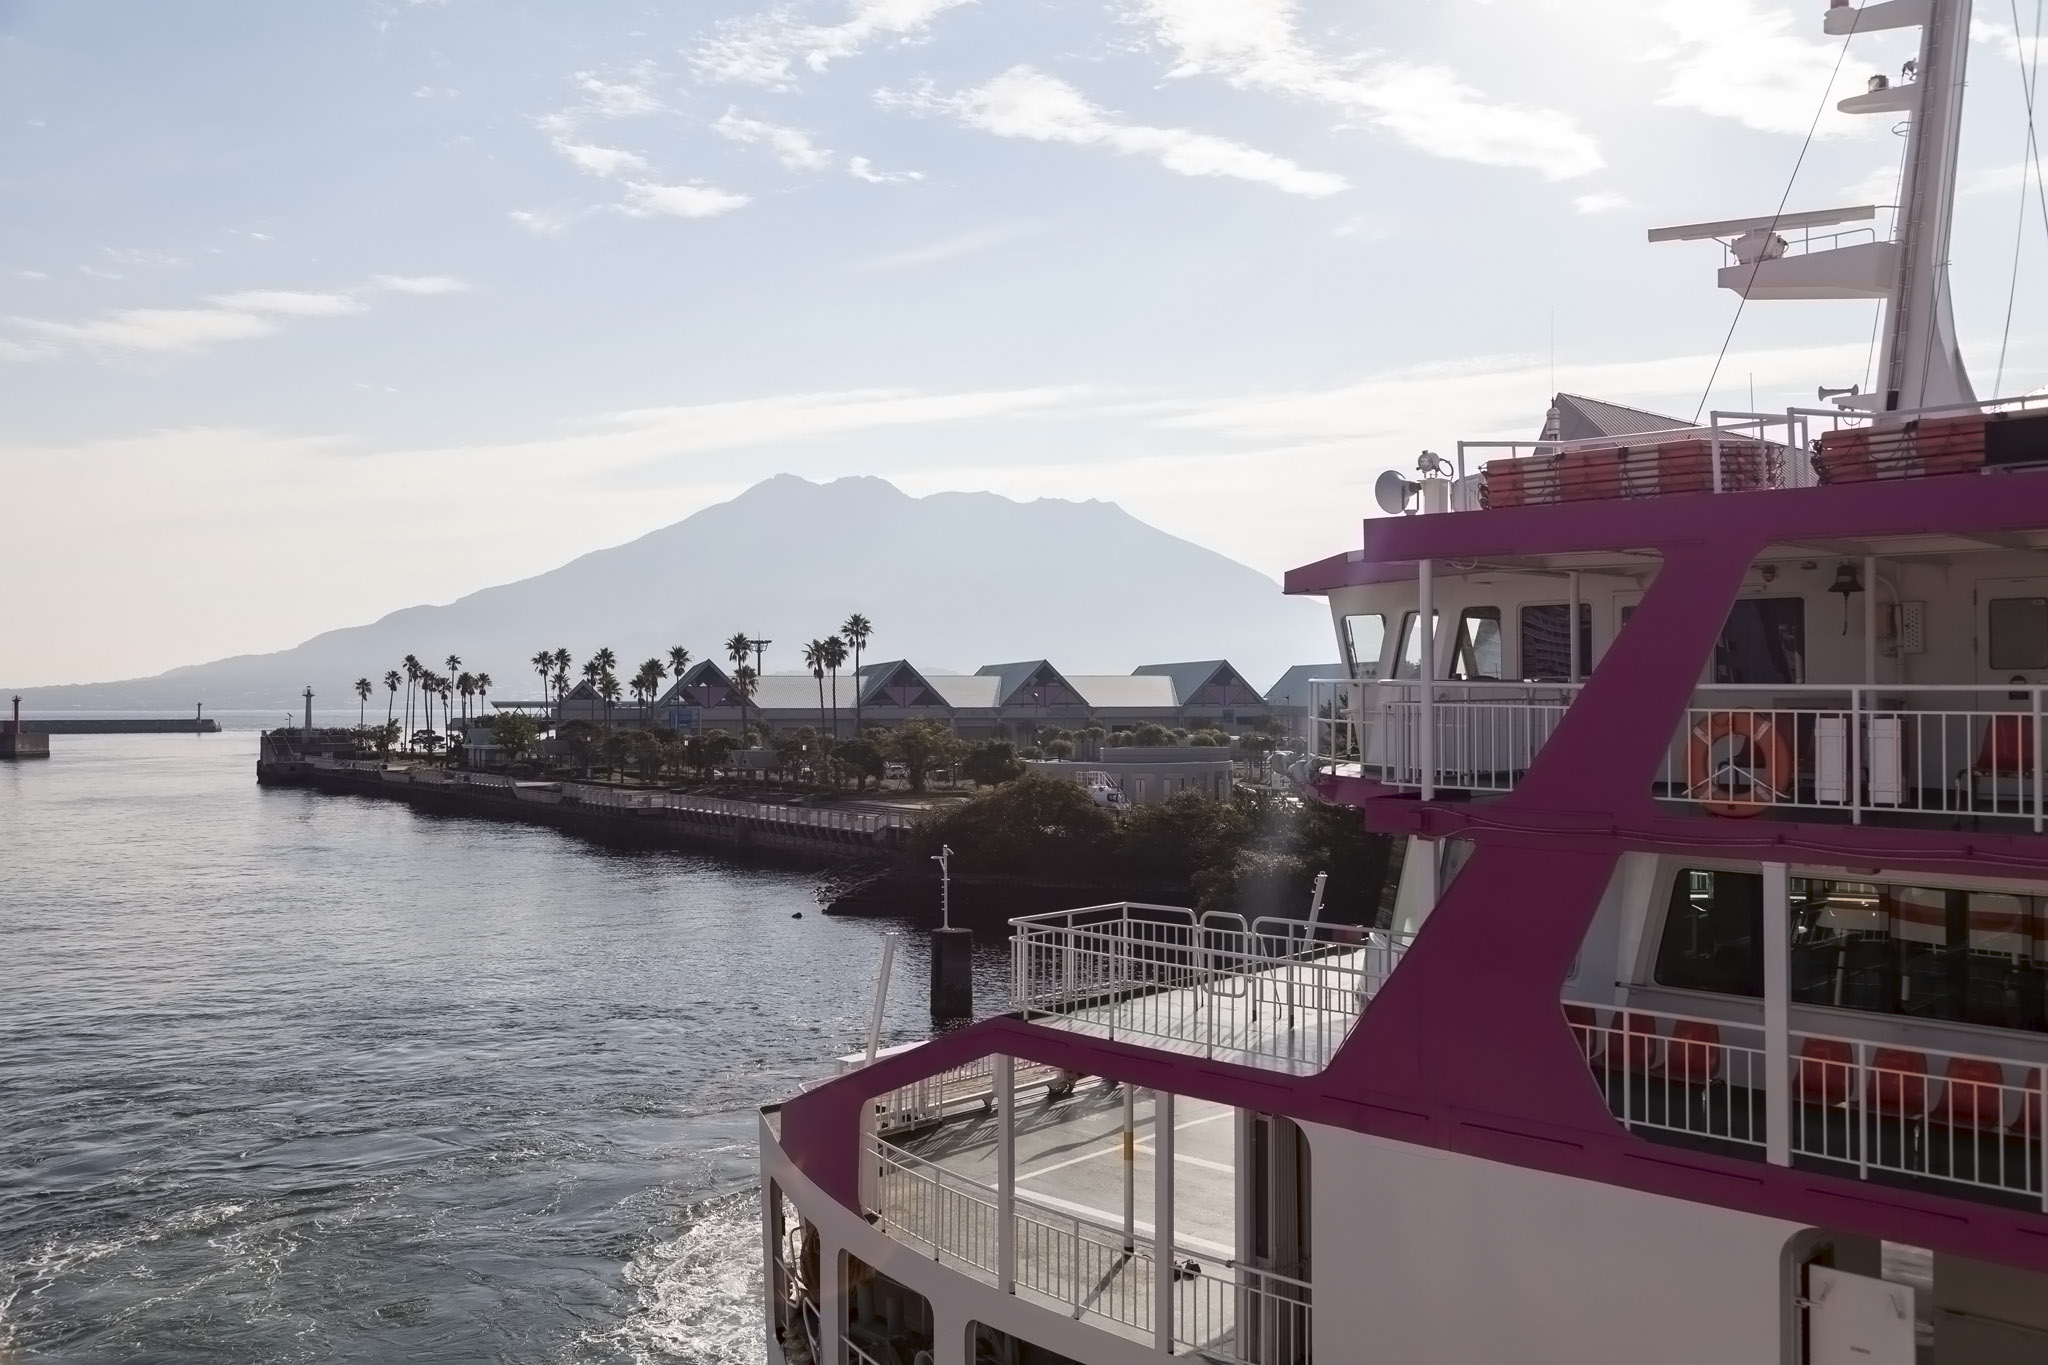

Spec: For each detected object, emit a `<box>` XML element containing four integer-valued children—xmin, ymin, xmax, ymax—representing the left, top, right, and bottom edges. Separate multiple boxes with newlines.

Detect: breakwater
<box><xmin>260</xmin><ymin>757</ymin><xmax>908</xmax><ymax>866</ymax></box>
<box><xmin>24</xmin><ymin>718</ymin><xmax>222</xmax><ymax>734</ymax></box>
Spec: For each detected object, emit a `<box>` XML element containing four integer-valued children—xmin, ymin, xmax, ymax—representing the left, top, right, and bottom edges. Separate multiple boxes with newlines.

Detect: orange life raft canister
<box><xmin>1685</xmin><ymin>711</ymin><xmax>1793</xmax><ymax>818</ymax></box>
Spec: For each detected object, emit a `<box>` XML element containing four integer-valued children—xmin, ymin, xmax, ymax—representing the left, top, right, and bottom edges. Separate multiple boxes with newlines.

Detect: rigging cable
<box><xmin>1994</xmin><ymin>0</ymin><xmax>2047</xmax><ymax>394</ymax></box>
<box><xmin>1692</xmin><ymin>11</ymin><xmax>1863</xmax><ymax>423</ymax></box>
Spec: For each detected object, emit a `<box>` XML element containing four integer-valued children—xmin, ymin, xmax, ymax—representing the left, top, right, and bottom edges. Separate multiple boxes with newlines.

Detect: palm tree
<box><xmin>667</xmin><ymin>645</ymin><xmax>691</xmax><ymax>707</ymax></box>
<box><xmin>597</xmin><ymin>670</ymin><xmax>621</xmax><ymax>738</ymax></box>
<box><xmin>383</xmin><ymin>670</ymin><xmax>401</xmax><ymax>730</ymax></box>
<box><xmin>532</xmin><ymin>650</ymin><xmax>555</xmax><ymax>705</ymax></box>
<box><xmin>593</xmin><ymin>646</ymin><xmax>617</xmax><ymax>677</ymax></box>
<box><xmin>731</xmin><ymin>663</ymin><xmax>758</xmax><ymax>753</ymax></box>
<box><xmin>475</xmin><ymin>672</ymin><xmax>491</xmax><ymax>716</ymax></box>
<box><xmin>354</xmin><ymin>677</ymin><xmax>373</xmax><ymax>728</ymax></box>
<box><xmin>725</xmin><ymin>632</ymin><xmax>754</xmax><ymax>742</ymax></box>
<box><xmin>803</xmin><ymin>639</ymin><xmax>829</xmax><ymax>735</ymax></box>
<box><xmin>632</xmin><ymin>658</ymin><xmax>665</xmax><ymax>720</ymax></box>
<box><xmin>444</xmin><ymin>655</ymin><xmax>462</xmax><ymax>715</ymax></box>
<box><xmin>403</xmin><ymin>654</ymin><xmax>423</xmax><ymax>748</ymax></box>
<box><xmin>821</xmin><ymin>635</ymin><xmax>847</xmax><ymax>739</ymax></box>
<box><xmin>841</xmin><ymin>614</ymin><xmax>872</xmax><ymax>735</ymax></box>
<box><xmin>457</xmin><ymin>672</ymin><xmax>476</xmax><ymax>724</ymax></box>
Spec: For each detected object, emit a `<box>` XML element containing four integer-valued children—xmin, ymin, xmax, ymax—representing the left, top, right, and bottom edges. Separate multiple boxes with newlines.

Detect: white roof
<box><xmin>1067</xmin><ymin>675</ymin><xmax>1179</xmax><ymax>709</ymax></box>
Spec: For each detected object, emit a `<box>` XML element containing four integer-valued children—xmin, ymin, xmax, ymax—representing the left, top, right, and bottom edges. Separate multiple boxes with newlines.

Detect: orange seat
<box><xmin>1620</xmin><ymin>1012</ymin><xmax>1663</xmax><ymax>1074</ymax></box>
<box><xmin>1869</xmin><ymin>1048</ymin><xmax>1933</xmax><ymax>1117</ymax></box>
<box><xmin>1941</xmin><ymin>1057</ymin><xmax>2007</xmax><ymax>1130</ymax></box>
<box><xmin>1796</xmin><ymin>1037</ymin><xmax>1854</xmax><ymax>1107</ymax></box>
<box><xmin>1976</xmin><ymin>715</ymin><xmax>2036</xmax><ymax>777</ymax></box>
<box><xmin>1563</xmin><ymin>1004</ymin><xmax>1603</xmax><ymax>1064</ymax></box>
<box><xmin>1662</xmin><ymin>1020</ymin><xmax>1722</xmax><ymax>1084</ymax></box>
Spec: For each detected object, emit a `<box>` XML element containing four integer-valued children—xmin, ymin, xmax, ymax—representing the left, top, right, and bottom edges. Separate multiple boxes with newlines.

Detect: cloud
<box><xmin>574</xmin><ymin>65</ymin><xmax>665</xmax><ymax>117</ymax></box>
<box><xmin>858</xmin><ymin>223</ymin><xmax>1039</xmax><ymax>270</ymax></box>
<box><xmin>1965</xmin><ymin>162</ymin><xmax>2035</xmax><ymax>196</ymax></box>
<box><xmin>17</xmin><ymin>269</ymin><xmax>48</xmax><ymax>281</ymax></box>
<box><xmin>619</xmin><ymin>180</ymin><xmax>754</xmax><ymax>219</ymax></box>
<box><xmin>1131</xmin><ymin>0</ymin><xmax>1603</xmax><ymax>180</ymax></box>
<box><xmin>16</xmin><ymin>307</ymin><xmax>282</xmax><ymax>355</ymax></box>
<box><xmin>848</xmin><ymin>155</ymin><xmax>924</xmax><ymax>184</ymax></box>
<box><xmin>695</xmin><ymin>0</ymin><xmax>975</xmax><ymax>88</ymax></box>
<box><xmin>887</xmin><ymin>67</ymin><xmax>1348</xmax><ymax>198</ymax></box>
<box><xmin>511</xmin><ymin>207</ymin><xmax>577</xmax><ymax>235</ymax></box>
<box><xmin>210</xmin><ymin>289</ymin><xmax>365</xmax><ymax>317</ymax></box>
<box><xmin>373</xmin><ymin>274</ymin><xmax>471</xmax><ymax>296</ymax></box>
<box><xmin>714</xmin><ymin>110</ymin><xmax>834</xmax><ymax>171</ymax></box>
<box><xmin>554</xmin><ymin>140</ymin><xmax>650</xmax><ymax>178</ymax></box>
<box><xmin>1572</xmin><ymin>192</ymin><xmax>1632</xmax><ymax>214</ymax></box>
<box><xmin>1652</xmin><ymin>0</ymin><xmax>1871</xmax><ymax>137</ymax></box>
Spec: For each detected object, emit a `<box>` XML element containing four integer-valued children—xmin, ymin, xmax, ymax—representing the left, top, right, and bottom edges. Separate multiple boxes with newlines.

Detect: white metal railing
<box><xmin>1656</xmin><ymin>683</ymin><xmax>2048</xmax><ymax>828</ymax></box>
<box><xmin>1448</xmin><ymin>390</ymin><xmax>2048</xmax><ymax>500</ymax></box>
<box><xmin>1305</xmin><ymin>678</ymin><xmax>1583</xmax><ymax>793</ymax></box>
<box><xmin>1010</xmin><ymin>902</ymin><xmax>1409</xmax><ymax>1074</ymax></box>
<box><xmin>1568</xmin><ymin>1001</ymin><xmax>2047</xmax><ymax>1208</ymax></box>
<box><xmin>871</xmin><ymin>1055</ymin><xmax>1066</xmax><ymax>1136</ymax></box>
<box><xmin>869</xmin><ymin>1139</ymin><xmax>1312</xmax><ymax>1364</ymax></box>
<box><xmin>555</xmin><ymin>783</ymin><xmax>906</xmax><ymax>833</ymax></box>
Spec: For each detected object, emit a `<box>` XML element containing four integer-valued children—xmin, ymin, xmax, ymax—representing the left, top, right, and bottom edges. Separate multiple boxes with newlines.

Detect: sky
<box><xmin>3</xmin><ymin>0</ymin><xmax>2046</xmax><ymax>686</ymax></box>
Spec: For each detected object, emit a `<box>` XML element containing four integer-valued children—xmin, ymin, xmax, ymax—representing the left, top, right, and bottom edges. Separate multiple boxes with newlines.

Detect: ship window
<box><xmin>1654</xmin><ymin>869</ymin><xmax>1764</xmax><ymax>997</ymax></box>
<box><xmin>1342</xmin><ymin>613</ymin><xmax>1386</xmax><ymax>679</ymax></box>
<box><xmin>1658</xmin><ymin>869</ymin><xmax>2046</xmax><ymax>1032</ymax></box>
<box><xmin>1715</xmin><ymin>598</ymin><xmax>1805</xmax><ymax>684</ymax></box>
<box><xmin>1520</xmin><ymin>603</ymin><xmax>1593</xmax><ymax>681</ymax></box>
<box><xmin>1988</xmin><ymin>597</ymin><xmax>2048</xmax><ymax>671</ymax></box>
<box><xmin>1392</xmin><ymin>611</ymin><xmax>1440</xmax><ymax>679</ymax></box>
<box><xmin>1448</xmin><ymin>607</ymin><xmax>1503</xmax><ymax>681</ymax></box>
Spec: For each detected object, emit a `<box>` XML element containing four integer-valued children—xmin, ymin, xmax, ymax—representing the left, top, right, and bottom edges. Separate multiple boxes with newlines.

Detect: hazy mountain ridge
<box><xmin>15</xmin><ymin>476</ymin><xmax>1334</xmax><ymax>710</ymax></box>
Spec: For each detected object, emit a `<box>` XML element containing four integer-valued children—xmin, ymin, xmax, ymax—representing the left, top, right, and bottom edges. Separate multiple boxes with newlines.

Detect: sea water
<box><xmin>0</xmin><ymin>731</ymin><xmax>986</xmax><ymax>1363</ymax></box>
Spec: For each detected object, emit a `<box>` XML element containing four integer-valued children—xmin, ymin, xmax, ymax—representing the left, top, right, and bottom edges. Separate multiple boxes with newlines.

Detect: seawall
<box><xmin>258</xmin><ymin>759</ymin><xmax>906</xmax><ymax>869</ymax></box>
<box><xmin>24</xmin><ymin>718</ymin><xmax>223</xmax><ymax>734</ymax></box>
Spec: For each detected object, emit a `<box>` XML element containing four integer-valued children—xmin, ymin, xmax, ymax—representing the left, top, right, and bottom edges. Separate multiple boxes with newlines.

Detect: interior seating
<box><xmin>1868</xmin><ymin>1047</ymin><xmax>1933</xmax><ymax>1117</ymax></box>
<box><xmin>1939</xmin><ymin>1056</ymin><xmax>2007</xmax><ymax>1129</ymax></box>
<box><xmin>1621</xmin><ymin>1012</ymin><xmax>1663</xmax><ymax>1073</ymax></box>
<box><xmin>1661</xmin><ymin>1019</ymin><xmax>1722</xmax><ymax>1084</ymax></box>
<box><xmin>1795</xmin><ymin>1036</ymin><xmax>1854</xmax><ymax>1106</ymax></box>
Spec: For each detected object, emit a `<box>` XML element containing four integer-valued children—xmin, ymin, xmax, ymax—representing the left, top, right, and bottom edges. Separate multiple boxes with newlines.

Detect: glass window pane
<box><xmin>1989</xmin><ymin>597</ymin><xmax>2048</xmax><ymax>671</ymax></box>
<box><xmin>1393</xmin><ymin>611</ymin><xmax>1438</xmax><ymax>680</ymax></box>
<box><xmin>1449</xmin><ymin>607</ymin><xmax>1503</xmax><ymax>681</ymax></box>
<box><xmin>1343</xmin><ymin>613</ymin><xmax>1386</xmax><ymax>679</ymax></box>
<box><xmin>1518</xmin><ymin>603</ymin><xmax>1592</xmax><ymax>681</ymax></box>
<box><xmin>1715</xmin><ymin>598</ymin><xmax>1805</xmax><ymax>684</ymax></box>
<box><xmin>1654</xmin><ymin>869</ymin><xmax>1763</xmax><ymax>997</ymax></box>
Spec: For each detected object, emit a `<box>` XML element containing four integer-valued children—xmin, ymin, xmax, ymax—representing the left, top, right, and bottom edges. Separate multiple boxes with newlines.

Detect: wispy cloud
<box><xmin>1131</xmin><ymin>0</ymin><xmax>1602</xmax><ymax>180</ymax></box>
<box><xmin>574</xmin><ymin>64</ymin><xmax>666</xmax><ymax>118</ymax></box>
<box><xmin>848</xmin><ymin>155</ymin><xmax>924</xmax><ymax>184</ymax></box>
<box><xmin>619</xmin><ymin>181</ymin><xmax>754</xmax><ymax>219</ymax></box>
<box><xmin>554</xmin><ymin>141</ymin><xmax>650</xmax><ymax>178</ymax></box>
<box><xmin>1572</xmin><ymin>192</ymin><xmax>1632</xmax><ymax>214</ymax></box>
<box><xmin>373</xmin><ymin>274</ymin><xmax>471</xmax><ymax>296</ymax></box>
<box><xmin>858</xmin><ymin>222</ymin><xmax>1038</xmax><ymax>270</ymax></box>
<box><xmin>1653</xmin><ymin>0</ymin><xmax>1871</xmax><ymax>137</ymax></box>
<box><xmin>9</xmin><ymin>277</ymin><xmax>457</xmax><ymax>359</ymax></box>
<box><xmin>714</xmin><ymin>110</ymin><xmax>834</xmax><ymax>171</ymax></box>
<box><xmin>884</xmin><ymin>66</ymin><xmax>1348</xmax><ymax>198</ymax></box>
<box><xmin>695</xmin><ymin>0</ymin><xmax>975</xmax><ymax>88</ymax></box>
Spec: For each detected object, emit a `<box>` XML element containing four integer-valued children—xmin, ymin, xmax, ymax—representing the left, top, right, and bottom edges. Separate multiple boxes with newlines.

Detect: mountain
<box><xmin>15</xmin><ymin>476</ymin><xmax>1335</xmax><ymax>711</ymax></box>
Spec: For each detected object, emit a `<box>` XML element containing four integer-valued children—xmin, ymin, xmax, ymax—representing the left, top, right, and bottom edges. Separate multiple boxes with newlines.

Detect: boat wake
<box><xmin>582</xmin><ymin>1191</ymin><xmax>765</xmax><ymax>1365</ymax></box>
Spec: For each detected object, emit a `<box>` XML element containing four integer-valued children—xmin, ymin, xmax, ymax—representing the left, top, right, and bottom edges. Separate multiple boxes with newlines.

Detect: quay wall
<box><xmin>257</xmin><ymin>759</ymin><xmax>905</xmax><ymax>868</ymax></box>
<box><xmin>23</xmin><ymin>718</ymin><xmax>223</xmax><ymax>734</ymax></box>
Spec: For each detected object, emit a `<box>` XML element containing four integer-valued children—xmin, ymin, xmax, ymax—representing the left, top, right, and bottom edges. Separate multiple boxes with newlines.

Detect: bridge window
<box><xmin>1519</xmin><ymin>603</ymin><xmax>1592</xmax><ymax>681</ymax></box>
<box><xmin>1654</xmin><ymin>869</ymin><xmax>1764</xmax><ymax>998</ymax></box>
<box><xmin>1715</xmin><ymin>598</ymin><xmax>1805</xmax><ymax>684</ymax></box>
<box><xmin>1342</xmin><ymin>613</ymin><xmax>1386</xmax><ymax>679</ymax></box>
<box><xmin>1448</xmin><ymin>607</ymin><xmax>1503</xmax><ymax>681</ymax></box>
<box><xmin>1392</xmin><ymin>610</ymin><xmax>1439</xmax><ymax>679</ymax></box>
<box><xmin>1989</xmin><ymin>596</ymin><xmax>2048</xmax><ymax>671</ymax></box>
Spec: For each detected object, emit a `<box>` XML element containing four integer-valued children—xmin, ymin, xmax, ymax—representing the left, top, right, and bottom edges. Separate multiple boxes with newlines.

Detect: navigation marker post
<box><xmin>929</xmin><ymin>843</ymin><xmax>972</xmax><ymax>1020</ymax></box>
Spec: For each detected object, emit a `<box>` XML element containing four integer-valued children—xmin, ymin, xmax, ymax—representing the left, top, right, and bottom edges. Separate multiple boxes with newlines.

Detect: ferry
<box><xmin>755</xmin><ymin>1</ymin><xmax>2048</xmax><ymax>1360</ymax></box>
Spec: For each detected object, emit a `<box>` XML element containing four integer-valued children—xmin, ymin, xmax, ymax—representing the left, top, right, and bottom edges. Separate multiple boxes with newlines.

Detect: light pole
<box><xmin>928</xmin><ymin>843</ymin><xmax>970</xmax><ymax>1019</ymax></box>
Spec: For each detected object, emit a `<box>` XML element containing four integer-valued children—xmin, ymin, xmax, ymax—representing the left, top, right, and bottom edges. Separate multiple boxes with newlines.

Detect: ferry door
<box><xmin>1972</xmin><ymin>580</ymin><xmax>2048</xmax><ymax>804</ymax></box>
<box><xmin>1806</xmin><ymin>1266</ymin><xmax>1914</xmax><ymax>1365</ymax></box>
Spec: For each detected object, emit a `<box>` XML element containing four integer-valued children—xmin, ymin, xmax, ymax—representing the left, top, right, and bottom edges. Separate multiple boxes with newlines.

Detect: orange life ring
<box><xmin>1686</xmin><ymin>711</ymin><xmax>1792</xmax><ymax>818</ymax></box>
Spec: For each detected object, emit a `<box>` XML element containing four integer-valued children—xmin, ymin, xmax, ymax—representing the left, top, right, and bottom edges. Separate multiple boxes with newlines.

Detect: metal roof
<box><xmin>1263</xmin><ymin>663</ymin><xmax>1344</xmax><ymax>709</ymax></box>
<box><xmin>1541</xmin><ymin>392</ymin><xmax>1694</xmax><ymax>444</ymax></box>
<box><xmin>1131</xmin><ymin>660</ymin><xmax>1227</xmax><ymax>698</ymax></box>
<box><xmin>1066</xmin><ymin>675</ymin><xmax>1179</xmax><ymax>709</ymax></box>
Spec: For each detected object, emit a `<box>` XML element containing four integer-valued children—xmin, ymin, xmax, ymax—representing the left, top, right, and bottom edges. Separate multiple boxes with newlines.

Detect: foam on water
<box><xmin>586</xmin><ymin>1192</ymin><xmax>766</xmax><ymax>1365</ymax></box>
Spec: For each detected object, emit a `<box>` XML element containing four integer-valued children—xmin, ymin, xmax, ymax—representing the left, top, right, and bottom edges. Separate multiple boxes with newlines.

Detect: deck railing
<box><xmin>559</xmin><ymin>783</ymin><xmax>908</xmax><ymax>833</ymax></box>
<box><xmin>869</xmin><ymin>1139</ymin><xmax>1311</xmax><ymax>1364</ymax></box>
<box><xmin>1310</xmin><ymin>678</ymin><xmax>2048</xmax><ymax>829</ymax></box>
<box><xmin>1011</xmin><ymin>902</ymin><xmax>1409</xmax><ymax>1074</ymax></box>
<box><xmin>1655</xmin><ymin>683</ymin><xmax>2048</xmax><ymax>827</ymax></box>
<box><xmin>1568</xmin><ymin>1001</ymin><xmax>2047</xmax><ymax>1208</ymax></box>
<box><xmin>1305</xmin><ymin>678</ymin><xmax>1583</xmax><ymax>793</ymax></box>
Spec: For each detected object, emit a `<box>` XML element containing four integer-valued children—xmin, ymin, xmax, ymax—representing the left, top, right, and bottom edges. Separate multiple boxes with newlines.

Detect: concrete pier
<box><xmin>2</xmin><ymin>697</ymin><xmax>49</xmax><ymax>759</ymax></box>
